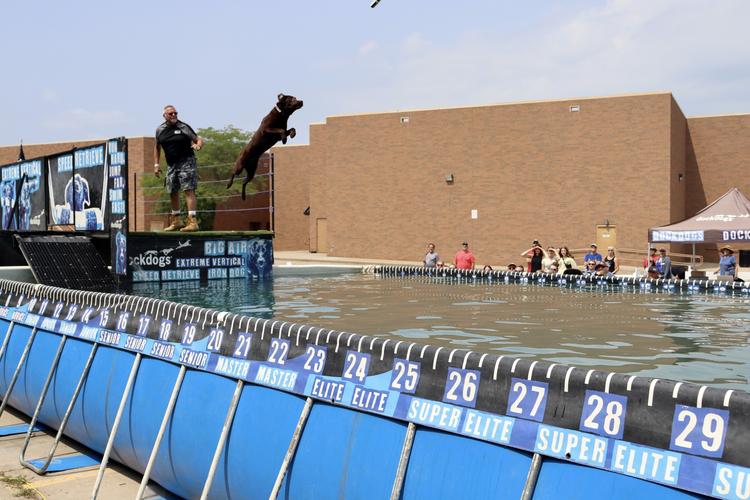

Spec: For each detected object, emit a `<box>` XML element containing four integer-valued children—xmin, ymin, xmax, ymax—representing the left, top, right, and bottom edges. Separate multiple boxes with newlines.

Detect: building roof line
<box><xmin>687</xmin><ymin>112</ymin><xmax>750</xmax><ymax>119</ymax></box>
<box><xmin>0</xmin><ymin>136</ymin><xmax>150</xmax><ymax>149</ymax></box>
<box><xmin>324</xmin><ymin>91</ymin><xmax>674</xmax><ymax>120</ymax></box>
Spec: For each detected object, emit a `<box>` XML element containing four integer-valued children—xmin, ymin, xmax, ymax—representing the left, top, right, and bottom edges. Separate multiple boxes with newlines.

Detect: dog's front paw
<box><xmin>288</xmin><ymin>128</ymin><xmax>296</xmax><ymax>139</ymax></box>
<box><xmin>281</xmin><ymin>136</ymin><xmax>288</xmax><ymax>145</ymax></box>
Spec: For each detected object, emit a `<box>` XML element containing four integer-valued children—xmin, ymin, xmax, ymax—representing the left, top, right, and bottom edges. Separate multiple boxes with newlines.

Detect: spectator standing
<box><xmin>719</xmin><ymin>246</ymin><xmax>737</xmax><ymax>277</ymax></box>
<box><xmin>604</xmin><ymin>247</ymin><xmax>620</xmax><ymax>275</ymax></box>
<box><xmin>583</xmin><ymin>244</ymin><xmax>603</xmax><ymax>265</ymax></box>
<box><xmin>424</xmin><ymin>243</ymin><xmax>439</xmax><ymax>268</ymax></box>
<box><xmin>542</xmin><ymin>247</ymin><xmax>559</xmax><ymax>273</ymax></box>
<box><xmin>557</xmin><ymin>247</ymin><xmax>577</xmax><ymax>273</ymax></box>
<box><xmin>658</xmin><ymin>248</ymin><xmax>673</xmax><ymax>278</ymax></box>
<box><xmin>521</xmin><ymin>242</ymin><xmax>544</xmax><ymax>272</ymax></box>
<box><xmin>454</xmin><ymin>242</ymin><xmax>476</xmax><ymax>270</ymax></box>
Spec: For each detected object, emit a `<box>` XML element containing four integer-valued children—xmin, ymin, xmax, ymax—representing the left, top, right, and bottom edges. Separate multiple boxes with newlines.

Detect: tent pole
<box><xmin>692</xmin><ymin>244</ymin><xmax>695</xmax><ymax>267</ymax></box>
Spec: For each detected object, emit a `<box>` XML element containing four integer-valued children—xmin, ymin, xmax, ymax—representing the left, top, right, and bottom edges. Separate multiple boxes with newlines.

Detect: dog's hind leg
<box><xmin>241</xmin><ymin>177</ymin><xmax>251</xmax><ymax>200</ymax></box>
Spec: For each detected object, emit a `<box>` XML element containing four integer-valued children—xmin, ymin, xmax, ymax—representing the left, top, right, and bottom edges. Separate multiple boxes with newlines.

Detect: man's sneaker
<box><xmin>164</xmin><ymin>214</ymin><xmax>184</xmax><ymax>231</ymax></box>
<box><xmin>180</xmin><ymin>215</ymin><xmax>199</xmax><ymax>232</ymax></box>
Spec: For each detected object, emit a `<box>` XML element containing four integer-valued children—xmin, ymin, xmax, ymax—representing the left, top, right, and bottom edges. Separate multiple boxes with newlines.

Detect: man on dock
<box><xmin>154</xmin><ymin>105</ymin><xmax>204</xmax><ymax>232</ymax></box>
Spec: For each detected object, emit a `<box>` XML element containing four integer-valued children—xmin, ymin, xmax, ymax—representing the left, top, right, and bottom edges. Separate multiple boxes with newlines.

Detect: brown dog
<box><xmin>227</xmin><ymin>93</ymin><xmax>303</xmax><ymax>199</ymax></box>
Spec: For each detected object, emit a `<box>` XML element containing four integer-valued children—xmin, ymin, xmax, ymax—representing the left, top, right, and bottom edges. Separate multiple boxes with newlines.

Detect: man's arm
<box><xmin>180</xmin><ymin>122</ymin><xmax>203</xmax><ymax>150</ymax></box>
<box><xmin>153</xmin><ymin>142</ymin><xmax>162</xmax><ymax>177</ymax></box>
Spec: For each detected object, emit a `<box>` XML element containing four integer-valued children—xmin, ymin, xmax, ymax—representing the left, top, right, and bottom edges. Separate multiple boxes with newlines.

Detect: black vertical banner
<box><xmin>108</xmin><ymin>138</ymin><xmax>129</xmax><ymax>277</ymax></box>
<box><xmin>1</xmin><ymin>159</ymin><xmax>46</xmax><ymax>230</ymax></box>
<box><xmin>19</xmin><ymin>159</ymin><xmax>47</xmax><ymax>231</ymax></box>
<box><xmin>0</xmin><ymin>160</ymin><xmax>46</xmax><ymax>232</ymax></box>
<box><xmin>72</xmin><ymin>144</ymin><xmax>107</xmax><ymax>230</ymax></box>
<box><xmin>0</xmin><ymin>163</ymin><xmax>19</xmax><ymax>230</ymax></box>
<box><xmin>0</xmin><ymin>160</ymin><xmax>47</xmax><ymax>231</ymax></box>
<box><xmin>47</xmin><ymin>152</ymin><xmax>75</xmax><ymax>227</ymax></box>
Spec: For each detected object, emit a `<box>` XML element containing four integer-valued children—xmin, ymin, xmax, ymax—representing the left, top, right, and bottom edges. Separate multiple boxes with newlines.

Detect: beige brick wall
<box><xmin>276</xmin><ymin>93</ymin><xmax>679</xmax><ymax>265</ymax></box>
<box><xmin>273</xmin><ymin>145</ymin><xmax>311</xmax><ymax>250</ymax></box>
<box><xmin>685</xmin><ymin>113</ymin><xmax>750</xmax><ymax>258</ymax></box>
<box><xmin>668</xmin><ymin>97</ymin><xmax>689</xmax><ymax>254</ymax></box>
<box><xmin>686</xmin><ymin>114</ymin><xmax>750</xmax><ymax>213</ymax></box>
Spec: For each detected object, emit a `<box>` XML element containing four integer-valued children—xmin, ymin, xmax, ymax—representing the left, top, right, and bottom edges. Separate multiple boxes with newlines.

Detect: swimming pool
<box><xmin>131</xmin><ymin>271</ymin><xmax>750</xmax><ymax>390</ymax></box>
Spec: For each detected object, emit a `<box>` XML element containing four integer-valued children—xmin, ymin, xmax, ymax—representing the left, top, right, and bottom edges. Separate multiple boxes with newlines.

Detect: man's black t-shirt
<box><xmin>155</xmin><ymin>121</ymin><xmax>198</xmax><ymax>166</ymax></box>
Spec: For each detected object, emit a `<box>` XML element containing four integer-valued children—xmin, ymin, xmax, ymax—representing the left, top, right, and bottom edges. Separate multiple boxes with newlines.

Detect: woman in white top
<box><xmin>542</xmin><ymin>247</ymin><xmax>559</xmax><ymax>273</ymax></box>
<box><xmin>557</xmin><ymin>247</ymin><xmax>577</xmax><ymax>274</ymax></box>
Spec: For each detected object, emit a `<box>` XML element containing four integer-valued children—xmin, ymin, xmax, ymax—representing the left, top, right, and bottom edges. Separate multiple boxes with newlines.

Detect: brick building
<box><xmin>0</xmin><ymin>137</ymin><xmax>271</xmax><ymax>233</ymax></box>
<box><xmin>272</xmin><ymin>92</ymin><xmax>750</xmax><ymax>265</ymax></box>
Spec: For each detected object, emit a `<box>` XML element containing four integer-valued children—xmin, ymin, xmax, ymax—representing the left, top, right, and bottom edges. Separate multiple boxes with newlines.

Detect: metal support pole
<box><xmin>20</xmin><ymin>343</ymin><xmax>98</xmax><ymax>474</ymax></box>
<box><xmin>270</xmin><ymin>397</ymin><xmax>314</xmax><ymax>499</ymax></box>
<box><xmin>135</xmin><ymin>365</ymin><xmax>187</xmax><ymax>500</ymax></box>
<box><xmin>692</xmin><ymin>243</ymin><xmax>696</xmax><ymax>267</ymax></box>
<box><xmin>199</xmin><ymin>379</ymin><xmax>244</xmax><ymax>500</ymax></box>
<box><xmin>17</xmin><ymin>336</ymin><xmax>66</xmax><ymax>463</ymax></box>
<box><xmin>0</xmin><ymin>320</ymin><xmax>16</xmax><ymax>362</ymax></box>
<box><xmin>0</xmin><ymin>327</ymin><xmax>38</xmax><ymax>418</ymax></box>
<box><xmin>91</xmin><ymin>353</ymin><xmax>142</xmax><ymax>500</ymax></box>
<box><xmin>520</xmin><ymin>453</ymin><xmax>543</xmax><ymax>500</ymax></box>
<box><xmin>390</xmin><ymin>422</ymin><xmax>417</xmax><ymax>500</ymax></box>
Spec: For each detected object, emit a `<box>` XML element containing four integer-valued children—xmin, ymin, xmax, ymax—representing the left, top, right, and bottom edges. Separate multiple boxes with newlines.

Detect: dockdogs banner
<box><xmin>0</xmin><ymin>159</ymin><xmax>45</xmax><ymax>231</ymax></box>
<box><xmin>127</xmin><ymin>233</ymin><xmax>273</xmax><ymax>282</ymax></box>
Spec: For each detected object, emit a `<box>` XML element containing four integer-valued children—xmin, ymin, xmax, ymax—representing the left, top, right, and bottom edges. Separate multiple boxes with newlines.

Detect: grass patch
<box><xmin>0</xmin><ymin>474</ymin><xmax>39</xmax><ymax>498</ymax></box>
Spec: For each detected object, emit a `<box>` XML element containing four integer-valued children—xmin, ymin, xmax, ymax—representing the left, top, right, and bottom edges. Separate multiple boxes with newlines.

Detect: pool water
<box><xmin>131</xmin><ymin>272</ymin><xmax>750</xmax><ymax>390</ymax></box>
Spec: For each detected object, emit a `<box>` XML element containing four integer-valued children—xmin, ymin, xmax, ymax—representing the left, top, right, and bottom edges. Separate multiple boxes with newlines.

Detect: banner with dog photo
<box><xmin>47</xmin><ymin>144</ymin><xmax>109</xmax><ymax>231</ymax></box>
<box><xmin>72</xmin><ymin>144</ymin><xmax>109</xmax><ymax>231</ymax></box>
<box><xmin>0</xmin><ymin>158</ymin><xmax>46</xmax><ymax>231</ymax></box>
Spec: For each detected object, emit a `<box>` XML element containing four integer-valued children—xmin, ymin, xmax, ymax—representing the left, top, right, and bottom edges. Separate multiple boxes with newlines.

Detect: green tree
<box><xmin>141</xmin><ymin>125</ymin><xmax>269</xmax><ymax>230</ymax></box>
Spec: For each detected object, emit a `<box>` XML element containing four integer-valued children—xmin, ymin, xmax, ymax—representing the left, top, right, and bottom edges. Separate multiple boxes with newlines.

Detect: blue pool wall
<box><xmin>0</xmin><ymin>279</ymin><xmax>747</xmax><ymax>499</ymax></box>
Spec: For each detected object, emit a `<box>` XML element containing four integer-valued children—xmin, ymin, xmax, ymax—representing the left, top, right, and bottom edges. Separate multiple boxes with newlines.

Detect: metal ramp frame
<box><xmin>15</xmin><ymin>234</ymin><xmax>117</xmax><ymax>292</ymax></box>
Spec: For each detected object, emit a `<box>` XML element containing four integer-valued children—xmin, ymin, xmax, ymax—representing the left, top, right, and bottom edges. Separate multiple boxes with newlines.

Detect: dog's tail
<box><xmin>226</xmin><ymin>174</ymin><xmax>235</xmax><ymax>189</ymax></box>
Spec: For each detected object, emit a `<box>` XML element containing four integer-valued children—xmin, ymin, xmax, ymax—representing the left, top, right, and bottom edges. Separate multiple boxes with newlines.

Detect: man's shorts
<box><xmin>166</xmin><ymin>156</ymin><xmax>198</xmax><ymax>193</ymax></box>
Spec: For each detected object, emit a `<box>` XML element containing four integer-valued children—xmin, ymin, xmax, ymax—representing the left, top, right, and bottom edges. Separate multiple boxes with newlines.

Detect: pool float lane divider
<box><xmin>372</xmin><ymin>264</ymin><xmax>750</xmax><ymax>294</ymax></box>
<box><xmin>0</xmin><ymin>279</ymin><xmax>748</xmax><ymax>499</ymax></box>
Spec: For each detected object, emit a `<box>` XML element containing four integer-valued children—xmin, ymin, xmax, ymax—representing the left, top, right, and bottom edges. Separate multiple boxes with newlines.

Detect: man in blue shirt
<box><xmin>583</xmin><ymin>244</ymin><xmax>603</xmax><ymax>264</ymax></box>
<box><xmin>719</xmin><ymin>246</ymin><xmax>737</xmax><ymax>277</ymax></box>
<box><xmin>658</xmin><ymin>248</ymin><xmax>673</xmax><ymax>278</ymax></box>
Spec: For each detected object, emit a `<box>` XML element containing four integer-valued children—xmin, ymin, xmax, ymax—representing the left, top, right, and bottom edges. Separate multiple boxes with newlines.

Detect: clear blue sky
<box><xmin>1</xmin><ymin>0</ymin><xmax>748</xmax><ymax>146</ymax></box>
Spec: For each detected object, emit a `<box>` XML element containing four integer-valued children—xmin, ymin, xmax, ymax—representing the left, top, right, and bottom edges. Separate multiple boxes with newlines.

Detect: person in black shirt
<box><xmin>154</xmin><ymin>105</ymin><xmax>204</xmax><ymax>231</ymax></box>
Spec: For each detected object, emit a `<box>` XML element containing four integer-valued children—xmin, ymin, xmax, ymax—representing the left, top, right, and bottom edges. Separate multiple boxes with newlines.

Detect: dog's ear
<box><xmin>277</xmin><ymin>93</ymin><xmax>285</xmax><ymax>102</ymax></box>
